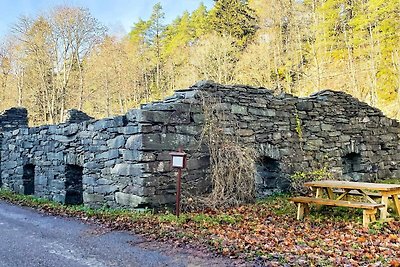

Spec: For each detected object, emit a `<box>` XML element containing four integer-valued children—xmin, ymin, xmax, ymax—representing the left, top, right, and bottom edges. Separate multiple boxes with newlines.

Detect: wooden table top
<box><xmin>304</xmin><ymin>180</ymin><xmax>400</xmax><ymax>191</ymax></box>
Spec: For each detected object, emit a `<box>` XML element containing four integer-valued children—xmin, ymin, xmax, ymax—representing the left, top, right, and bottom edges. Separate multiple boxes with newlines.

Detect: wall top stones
<box><xmin>1</xmin><ymin>81</ymin><xmax>391</xmax><ymax>133</ymax></box>
<box><xmin>63</xmin><ymin>109</ymin><xmax>95</xmax><ymax>124</ymax></box>
<box><xmin>0</xmin><ymin>107</ymin><xmax>28</xmax><ymax>132</ymax></box>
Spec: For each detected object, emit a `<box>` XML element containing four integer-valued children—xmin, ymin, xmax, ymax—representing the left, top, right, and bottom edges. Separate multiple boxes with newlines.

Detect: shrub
<box><xmin>289</xmin><ymin>166</ymin><xmax>333</xmax><ymax>196</ymax></box>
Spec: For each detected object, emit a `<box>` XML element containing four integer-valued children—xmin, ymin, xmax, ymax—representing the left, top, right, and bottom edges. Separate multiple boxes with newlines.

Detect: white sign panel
<box><xmin>172</xmin><ymin>156</ymin><xmax>184</xmax><ymax>168</ymax></box>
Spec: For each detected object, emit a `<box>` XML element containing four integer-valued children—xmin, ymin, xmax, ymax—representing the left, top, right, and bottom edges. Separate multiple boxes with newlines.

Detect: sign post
<box><xmin>169</xmin><ymin>148</ymin><xmax>187</xmax><ymax>217</ymax></box>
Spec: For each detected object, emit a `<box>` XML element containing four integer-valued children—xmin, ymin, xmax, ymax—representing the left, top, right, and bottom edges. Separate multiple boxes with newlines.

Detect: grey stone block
<box><xmin>231</xmin><ymin>104</ymin><xmax>247</xmax><ymax>115</ymax></box>
<box><xmin>126</xmin><ymin>109</ymin><xmax>138</xmax><ymax>122</ymax></box>
<box><xmin>97</xmin><ymin>178</ymin><xmax>113</xmax><ymax>185</ymax></box>
<box><xmin>83</xmin><ymin>162</ymin><xmax>103</xmax><ymax>170</ymax></box>
<box><xmin>140</xmin><ymin>133</ymin><xmax>196</xmax><ymax>151</ymax></box>
<box><xmin>296</xmin><ymin>101</ymin><xmax>313</xmax><ymax>111</ymax></box>
<box><xmin>249</xmin><ymin>108</ymin><xmax>275</xmax><ymax>117</ymax></box>
<box><xmin>107</xmin><ymin>135</ymin><xmax>125</xmax><ymax>148</ymax></box>
<box><xmin>96</xmin><ymin>149</ymin><xmax>119</xmax><ymax>160</ymax></box>
<box><xmin>125</xmin><ymin>135</ymin><xmax>143</xmax><ymax>150</ymax></box>
<box><xmin>82</xmin><ymin>176</ymin><xmax>96</xmax><ymax>186</ymax></box>
<box><xmin>35</xmin><ymin>175</ymin><xmax>48</xmax><ymax>185</ymax></box>
<box><xmin>111</xmin><ymin>163</ymin><xmax>143</xmax><ymax>176</ymax></box>
<box><xmin>115</xmin><ymin>192</ymin><xmax>146</xmax><ymax>207</ymax></box>
<box><xmin>118</xmin><ymin>126</ymin><xmax>139</xmax><ymax>135</ymax></box>
<box><xmin>94</xmin><ymin>185</ymin><xmax>118</xmax><ymax>194</ymax></box>
<box><xmin>83</xmin><ymin>193</ymin><xmax>104</xmax><ymax>203</ymax></box>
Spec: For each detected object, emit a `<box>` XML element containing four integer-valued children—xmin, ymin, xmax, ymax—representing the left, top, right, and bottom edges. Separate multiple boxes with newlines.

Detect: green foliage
<box><xmin>147</xmin><ymin>2</ymin><xmax>165</xmax><ymax>49</ymax></box>
<box><xmin>290</xmin><ymin>166</ymin><xmax>333</xmax><ymax>195</ymax></box>
<box><xmin>294</xmin><ymin>111</ymin><xmax>303</xmax><ymax>146</ymax></box>
<box><xmin>192</xmin><ymin>213</ymin><xmax>242</xmax><ymax>225</ymax></box>
<box><xmin>291</xmin><ymin>167</ymin><xmax>332</xmax><ymax>181</ymax></box>
<box><xmin>129</xmin><ymin>19</ymin><xmax>151</xmax><ymax>45</ymax></box>
<box><xmin>208</xmin><ymin>0</ymin><xmax>257</xmax><ymax>48</ymax></box>
<box><xmin>0</xmin><ymin>189</ymin><xmax>151</xmax><ymax>220</ymax></box>
<box><xmin>158</xmin><ymin>213</ymin><xmax>189</xmax><ymax>224</ymax></box>
<box><xmin>163</xmin><ymin>12</ymin><xmax>191</xmax><ymax>57</ymax></box>
<box><xmin>257</xmin><ymin>193</ymin><xmax>295</xmax><ymax>215</ymax></box>
<box><xmin>189</xmin><ymin>3</ymin><xmax>210</xmax><ymax>38</ymax></box>
<box><xmin>376</xmin><ymin>178</ymin><xmax>400</xmax><ymax>184</ymax></box>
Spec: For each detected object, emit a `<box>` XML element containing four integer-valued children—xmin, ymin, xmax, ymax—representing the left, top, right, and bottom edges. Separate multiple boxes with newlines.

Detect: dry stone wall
<box><xmin>0</xmin><ymin>81</ymin><xmax>399</xmax><ymax>208</ymax></box>
<box><xmin>192</xmin><ymin>82</ymin><xmax>400</xmax><ymax>197</ymax></box>
<box><xmin>0</xmin><ymin>107</ymin><xmax>28</xmax><ymax>187</ymax></box>
<box><xmin>0</xmin><ymin>107</ymin><xmax>28</xmax><ymax>132</ymax></box>
<box><xmin>0</xmin><ymin>91</ymin><xmax>204</xmax><ymax>208</ymax></box>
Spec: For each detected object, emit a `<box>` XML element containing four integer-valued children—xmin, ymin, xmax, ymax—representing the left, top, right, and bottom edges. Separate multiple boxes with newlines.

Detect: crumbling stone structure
<box><xmin>1</xmin><ymin>81</ymin><xmax>399</xmax><ymax>208</ymax></box>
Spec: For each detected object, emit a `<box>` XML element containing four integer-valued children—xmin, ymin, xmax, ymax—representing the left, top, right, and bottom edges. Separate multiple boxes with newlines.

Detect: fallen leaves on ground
<box><xmin>1</xmin><ymin>191</ymin><xmax>399</xmax><ymax>266</ymax></box>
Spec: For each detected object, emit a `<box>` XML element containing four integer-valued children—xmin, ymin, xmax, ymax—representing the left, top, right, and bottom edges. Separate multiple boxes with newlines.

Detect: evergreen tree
<box><xmin>209</xmin><ymin>0</ymin><xmax>258</xmax><ymax>48</ymax></box>
<box><xmin>163</xmin><ymin>11</ymin><xmax>191</xmax><ymax>56</ymax></box>
<box><xmin>189</xmin><ymin>3</ymin><xmax>210</xmax><ymax>39</ymax></box>
<box><xmin>129</xmin><ymin>19</ymin><xmax>151</xmax><ymax>46</ymax></box>
<box><xmin>148</xmin><ymin>3</ymin><xmax>165</xmax><ymax>94</ymax></box>
<box><xmin>129</xmin><ymin>3</ymin><xmax>166</xmax><ymax>98</ymax></box>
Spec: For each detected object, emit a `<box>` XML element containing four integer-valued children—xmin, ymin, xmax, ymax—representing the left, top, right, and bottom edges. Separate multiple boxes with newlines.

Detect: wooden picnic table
<box><xmin>304</xmin><ymin>180</ymin><xmax>400</xmax><ymax>221</ymax></box>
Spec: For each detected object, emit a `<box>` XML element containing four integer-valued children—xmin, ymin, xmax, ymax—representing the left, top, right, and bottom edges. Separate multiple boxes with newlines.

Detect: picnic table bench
<box><xmin>290</xmin><ymin>180</ymin><xmax>400</xmax><ymax>227</ymax></box>
<box><xmin>290</xmin><ymin>196</ymin><xmax>384</xmax><ymax>227</ymax></box>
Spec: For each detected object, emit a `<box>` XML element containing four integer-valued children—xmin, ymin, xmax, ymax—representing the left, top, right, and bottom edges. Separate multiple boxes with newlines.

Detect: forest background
<box><xmin>0</xmin><ymin>0</ymin><xmax>399</xmax><ymax>125</ymax></box>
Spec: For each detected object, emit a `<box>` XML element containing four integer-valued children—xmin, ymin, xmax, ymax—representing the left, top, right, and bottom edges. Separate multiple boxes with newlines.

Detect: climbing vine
<box><xmin>294</xmin><ymin>108</ymin><xmax>304</xmax><ymax>151</ymax></box>
<box><xmin>185</xmin><ymin>92</ymin><xmax>258</xmax><ymax>210</ymax></box>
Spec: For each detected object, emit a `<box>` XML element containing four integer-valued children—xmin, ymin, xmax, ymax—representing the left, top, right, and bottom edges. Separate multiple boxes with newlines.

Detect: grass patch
<box><xmin>0</xmin><ymin>189</ymin><xmax>151</xmax><ymax>222</ymax></box>
<box><xmin>377</xmin><ymin>178</ymin><xmax>400</xmax><ymax>184</ymax></box>
<box><xmin>257</xmin><ymin>193</ymin><xmax>295</xmax><ymax>215</ymax></box>
<box><xmin>192</xmin><ymin>213</ymin><xmax>242</xmax><ymax>225</ymax></box>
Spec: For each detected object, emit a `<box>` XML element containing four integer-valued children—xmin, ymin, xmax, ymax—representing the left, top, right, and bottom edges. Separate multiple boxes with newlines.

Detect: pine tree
<box><xmin>129</xmin><ymin>19</ymin><xmax>151</xmax><ymax>46</ymax></box>
<box><xmin>209</xmin><ymin>0</ymin><xmax>257</xmax><ymax>48</ymax></box>
<box><xmin>189</xmin><ymin>3</ymin><xmax>210</xmax><ymax>39</ymax></box>
<box><xmin>163</xmin><ymin>11</ymin><xmax>191</xmax><ymax>56</ymax></box>
<box><xmin>148</xmin><ymin>3</ymin><xmax>165</xmax><ymax>95</ymax></box>
<box><xmin>129</xmin><ymin>3</ymin><xmax>166</xmax><ymax>98</ymax></box>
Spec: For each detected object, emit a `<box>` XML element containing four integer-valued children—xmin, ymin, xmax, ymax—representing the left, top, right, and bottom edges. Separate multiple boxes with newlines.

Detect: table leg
<box><xmin>392</xmin><ymin>194</ymin><xmax>400</xmax><ymax>216</ymax></box>
<box><xmin>379</xmin><ymin>194</ymin><xmax>389</xmax><ymax>220</ymax></box>
<box><xmin>326</xmin><ymin>188</ymin><xmax>334</xmax><ymax>199</ymax></box>
<box><xmin>316</xmin><ymin>188</ymin><xmax>323</xmax><ymax>198</ymax></box>
<box><xmin>363</xmin><ymin>209</ymin><xmax>377</xmax><ymax>228</ymax></box>
<box><xmin>297</xmin><ymin>203</ymin><xmax>308</xmax><ymax>220</ymax></box>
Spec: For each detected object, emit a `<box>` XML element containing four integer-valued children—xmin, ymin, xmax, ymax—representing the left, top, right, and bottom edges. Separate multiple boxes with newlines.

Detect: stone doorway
<box><xmin>255</xmin><ymin>156</ymin><xmax>282</xmax><ymax>197</ymax></box>
<box><xmin>23</xmin><ymin>164</ymin><xmax>35</xmax><ymax>195</ymax></box>
<box><xmin>342</xmin><ymin>152</ymin><xmax>362</xmax><ymax>180</ymax></box>
<box><xmin>65</xmin><ymin>164</ymin><xmax>83</xmax><ymax>205</ymax></box>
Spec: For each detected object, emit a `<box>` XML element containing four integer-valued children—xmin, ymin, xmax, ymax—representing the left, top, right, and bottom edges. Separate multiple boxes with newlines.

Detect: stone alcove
<box><xmin>255</xmin><ymin>143</ymin><xmax>285</xmax><ymax>197</ymax></box>
<box><xmin>342</xmin><ymin>140</ymin><xmax>363</xmax><ymax>181</ymax></box>
<box><xmin>64</xmin><ymin>164</ymin><xmax>84</xmax><ymax>205</ymax></box>
<box><xmin>22</xmin><ymin>164</ymin><xmax>35</xmax><ymax>195</ymax></box>
<box><xmin>342</xmin><ymin>152</ymin><xmax>362</xmax><ymax>180</ymax></box>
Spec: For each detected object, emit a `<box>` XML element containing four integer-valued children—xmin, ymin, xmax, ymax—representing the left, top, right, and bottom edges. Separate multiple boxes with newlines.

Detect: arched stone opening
<box><xmin>23</xmin><ymin>164</ymin><xmax>35</xmax><ymax>195</ymax></box>
<box><xmin>65</xmin><ymin>164</ymin><xmax>83</xmax><ymax>205</ymax></box>
<box><xmin>255</xmin><ymin>156</ymin><xmax>283</xmax><ymax>197</ymax></box>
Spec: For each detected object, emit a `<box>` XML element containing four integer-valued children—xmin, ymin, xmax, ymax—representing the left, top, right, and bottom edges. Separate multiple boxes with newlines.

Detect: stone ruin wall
<box><xmin>195</xmin><ymin>83</ymin><xmax>400</xmax><ymax>197</ymax></box>
<box><xmin>0</xmin><ymin>108</ymin><xmax>28</xmax><ymax>187</ymax></box>
<box><xmin>0</xmin><ymin>90</ymin><xmax>206</xmax><ymax>208</ymax></box>
<box><xmin>0</xmin><ymin>81</ymin><xmax>399</xmax><ymax>208</ymax></box>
